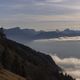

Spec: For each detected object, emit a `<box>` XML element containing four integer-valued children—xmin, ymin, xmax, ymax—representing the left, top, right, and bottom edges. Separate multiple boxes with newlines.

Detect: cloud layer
<box><xmin>1</xmin><ymin>0</ymin><xmax>80</xmax><ymax>15</ymax></box>
<box><xmin>51</xmin><ymin>54</ymin><xmax>80</xmax><ymax>80</ymax></box>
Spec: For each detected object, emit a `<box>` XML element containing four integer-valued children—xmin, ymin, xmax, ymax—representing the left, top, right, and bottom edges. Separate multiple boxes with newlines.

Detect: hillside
<box><xmin>0</xmin><ymin>68</ymin><xmax>26</xmax><ymax>80</ymax></box>
<box><xmin>0</xmin><ymin>30</ymin><xmax>75</xmax><ymax>80</ymax></box>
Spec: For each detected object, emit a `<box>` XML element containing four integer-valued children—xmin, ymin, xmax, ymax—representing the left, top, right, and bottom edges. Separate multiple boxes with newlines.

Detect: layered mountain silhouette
<box><xmin>0</xmin><ymin>28</ymin><xmax>75</xmax><ymax>80</ymax></box>
<box><xmin>4</xmin><ymin>27</ymin><xmax>80</xmax><ymax>43</ymax></box>
<box><xmin>4</xmin><ymin>27</ymin><xmax>39</xmax><ymax>43</ymax></box>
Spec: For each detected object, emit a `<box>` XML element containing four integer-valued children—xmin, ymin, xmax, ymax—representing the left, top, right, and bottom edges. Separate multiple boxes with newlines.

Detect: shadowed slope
<box><xmin>0</xmin><ymin>31</ymin><xmax>75</xmax><ymax>80</ymax></box>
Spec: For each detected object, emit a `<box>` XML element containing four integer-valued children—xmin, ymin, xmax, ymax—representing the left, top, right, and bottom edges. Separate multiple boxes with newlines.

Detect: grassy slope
<box><xmin>0</xmin><ymin>68</ymin><xmax>26</xmax><ymax>80</ymax></box>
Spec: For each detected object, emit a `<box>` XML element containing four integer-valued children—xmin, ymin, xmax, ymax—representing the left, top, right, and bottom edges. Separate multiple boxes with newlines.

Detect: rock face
<box><xmin>0</xmin><ymin>32</ymin><xmax>75</xmax><ymax>80</ymax></box>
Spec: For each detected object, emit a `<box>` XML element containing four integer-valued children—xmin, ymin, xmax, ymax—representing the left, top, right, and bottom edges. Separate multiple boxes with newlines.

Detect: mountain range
<box><xmin>4</xmin><ymin>27</ymin><xmax>80</xmax><ymax>43</ymax></box>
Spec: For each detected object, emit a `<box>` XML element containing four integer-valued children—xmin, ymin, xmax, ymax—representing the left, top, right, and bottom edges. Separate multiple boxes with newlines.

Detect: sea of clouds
<box><xmin>51</xmin><ymin>54</ymin><xmax>80</xmax><ymax>80</ymax></box>
<box><xmin>34</xmin><ymin>36</ymin><xmax>80</xmax><ymax>42</ymax></box>
<box><xmin>28</xmin><ymin>37</ymin><xmax>80</xmax><ymax>80</ymax></box>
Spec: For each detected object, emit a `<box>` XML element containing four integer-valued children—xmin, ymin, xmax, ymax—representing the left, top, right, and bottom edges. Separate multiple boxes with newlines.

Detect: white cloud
<box><xmin>66</xmin><ymin>70</ymin><xmax>80</xmax><ymax>80</ymax></box>
<box><xmin>51</xmin><ymin>54</ymin><xmax>80</xmax><ymax>79</ymax></box>
<box><xmin>52</xmin><ymin>54</ymin><xmax>80</xmax><ymax>65</ymax></box>
<box><xmin>1</xmin><ymin>0</ymin><xmax>80</xmax><ymax>29</ymax></box>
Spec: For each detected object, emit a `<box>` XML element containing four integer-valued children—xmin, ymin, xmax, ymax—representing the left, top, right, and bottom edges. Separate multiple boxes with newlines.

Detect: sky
<box><xmin>1</xmin><ymin>0</ymin><xmax>80</xmax><ymax>30</ymax></box>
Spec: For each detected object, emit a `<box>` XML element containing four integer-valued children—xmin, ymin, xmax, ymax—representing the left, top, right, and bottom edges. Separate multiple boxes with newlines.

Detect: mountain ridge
<box><xmin>4</xmin><ymin>27</ymin><xmax>80</xmax><ymax>43</ymax></box>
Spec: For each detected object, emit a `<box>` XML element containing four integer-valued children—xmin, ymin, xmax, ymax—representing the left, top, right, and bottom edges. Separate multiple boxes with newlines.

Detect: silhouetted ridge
<box><xmin>4</xmin><ymin>27</ymin><xmax>80</xmax><ymax>44</ymax></box>
<box><xmin>0</xmin><ymin>31</ymin><xmax>75</xmax><ymax>80</ymax></box>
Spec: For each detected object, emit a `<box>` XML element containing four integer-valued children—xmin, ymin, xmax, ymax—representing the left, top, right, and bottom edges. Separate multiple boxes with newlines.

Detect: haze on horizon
<box><xmin>0</xmin><ymin>0</ymin><xmax>80</xmax><ymax>31</ymax></box>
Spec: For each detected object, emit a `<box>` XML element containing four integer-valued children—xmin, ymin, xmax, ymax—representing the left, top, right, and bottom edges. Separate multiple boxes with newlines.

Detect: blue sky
<box><xmin>0</xmin><ymin>0</ymin><xmax>80</xmax><ymax>30</ymax></box>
